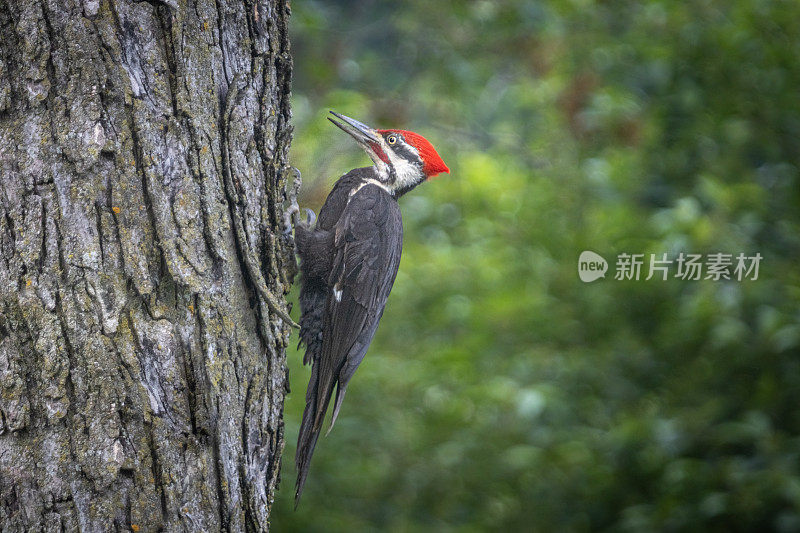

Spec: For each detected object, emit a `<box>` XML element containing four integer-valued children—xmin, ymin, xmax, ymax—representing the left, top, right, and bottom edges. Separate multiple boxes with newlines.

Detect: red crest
<box><xmin>379</xmin><ymin>129</ymin><xmax>450</xmax><ymax>177</ymax></box>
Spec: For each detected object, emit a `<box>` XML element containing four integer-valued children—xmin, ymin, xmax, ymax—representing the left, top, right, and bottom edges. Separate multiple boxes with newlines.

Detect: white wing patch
<box><xmin>333</xmin><ymin>284</ymin><xmax>343</xmax><ymax>302</ymax></box>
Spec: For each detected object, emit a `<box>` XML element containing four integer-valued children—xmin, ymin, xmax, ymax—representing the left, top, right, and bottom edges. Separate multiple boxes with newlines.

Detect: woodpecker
<box><xmin>289</xmin><ymin>111</ymin><xmax>449</xmax><ymax>504</ymax></box>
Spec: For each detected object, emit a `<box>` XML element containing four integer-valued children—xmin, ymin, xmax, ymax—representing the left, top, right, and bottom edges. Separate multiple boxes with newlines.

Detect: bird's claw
<box><xmin>304</xmin><ymin>208</ymin><xmax>316</xmax><ymax>227</ymax></box>
<box><xmin>283</xmin><ymin>167</ymin><xmax>303</xmax><ymax>235</ymax></box>
<box><xmin>283</xmin><ymin>199</ymin><xmax>300</xmax><ymax>235</ymax></box>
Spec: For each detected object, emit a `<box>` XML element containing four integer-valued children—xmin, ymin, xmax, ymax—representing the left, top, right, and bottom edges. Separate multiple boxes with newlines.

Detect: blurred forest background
<box><xmin>272</xmin><ymin>0</ymin><xmax>800</xmax><ymax>530</ymax></box>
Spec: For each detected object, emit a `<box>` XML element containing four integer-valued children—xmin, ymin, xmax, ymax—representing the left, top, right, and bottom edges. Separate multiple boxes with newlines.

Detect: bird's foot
<box><xmin>303</xmin><ymin>208</ymin><xmax>316</xmax><ymax>227</ymax></box>
<box><xmin>283</xmin><ymin>201</ymin><xmax>299</xmax><ymax>236</ymax></box>
<box><xmin>282</xmin><ymin>167</ymin><xmax>303</xmax><ymax>235</ymax></box>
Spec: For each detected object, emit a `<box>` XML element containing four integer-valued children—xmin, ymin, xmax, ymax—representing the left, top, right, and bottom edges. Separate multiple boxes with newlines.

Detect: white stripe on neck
<box><xmin>349</xmin><ymin>177</ymin><xmax>391</xmax><ymax>198</ymax></box>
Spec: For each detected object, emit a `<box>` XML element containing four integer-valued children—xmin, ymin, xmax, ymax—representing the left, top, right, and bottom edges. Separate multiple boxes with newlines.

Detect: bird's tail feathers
<box><xmin>295</xmin><ymin>363</ymin><xmax>323</xmax><ymax>506</ymax></box>
<box><xmin>295</xmin><ymin>410</ymin><xmax>323</xmax><ymax>505</ymax></box>
<box><xmin>326</xmin><ymin>382</ymin><xmax>349</xmax><ymax>436</ymax></box>
<box><xmin>295</xmin><ymin>357</ymin><xmax>339</xmax><ymax>505</ymax></box>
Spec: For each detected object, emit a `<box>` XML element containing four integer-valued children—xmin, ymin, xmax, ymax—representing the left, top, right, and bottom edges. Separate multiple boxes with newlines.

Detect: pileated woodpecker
<box><xmin>289</xmin><ymin>111</ymin><xmax>449</xmax><ymax>504</ymax></box>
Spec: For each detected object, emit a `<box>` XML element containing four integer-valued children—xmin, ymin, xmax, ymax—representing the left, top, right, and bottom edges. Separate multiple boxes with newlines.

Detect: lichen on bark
<box><xmin>0</xmin><ymin>0</ymin><xmax>296</xmax><ymax>531</ymax></box>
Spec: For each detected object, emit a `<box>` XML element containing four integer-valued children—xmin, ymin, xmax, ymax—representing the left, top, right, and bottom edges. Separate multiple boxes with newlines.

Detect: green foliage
<box><xmin>274</xmin><ymin>1</ymin><xmax>800</xmax><ymax>530</ymax></box>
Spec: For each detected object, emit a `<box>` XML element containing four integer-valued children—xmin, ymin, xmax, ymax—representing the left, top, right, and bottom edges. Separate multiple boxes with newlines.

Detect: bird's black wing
<box><xmin>296</xmin><ymin>167</ymin><xmax>375</xmax><ymax>364</ymax></box>
<box><xmin>295</xmin><ymin>183</ymin><xmax>402</xmax><ymax>503</ymax></box>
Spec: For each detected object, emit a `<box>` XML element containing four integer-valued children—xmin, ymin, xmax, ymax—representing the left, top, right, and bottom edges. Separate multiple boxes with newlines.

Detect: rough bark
<box><xmin>0</xmin><ymin>0</ymin><xmax>296</xmax><ymax>531</ymax></box>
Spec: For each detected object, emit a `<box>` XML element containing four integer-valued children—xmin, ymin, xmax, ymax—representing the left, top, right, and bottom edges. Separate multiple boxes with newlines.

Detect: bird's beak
<box><xmin>328</xmin><ymin>111</ymin><xmax>381</xmax><ymax>145</ymax></box>
<box><xmin>328</xmin><ymin>111</ymin><xmax>390</xmax><ymax>168</ymax></box>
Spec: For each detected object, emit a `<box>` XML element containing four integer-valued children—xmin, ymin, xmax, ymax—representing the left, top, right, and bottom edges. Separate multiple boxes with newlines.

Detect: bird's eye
<box><xmin>387</xmin><ymin>135</ymin><xmax>397</xmax><ymax>145</ymax></box>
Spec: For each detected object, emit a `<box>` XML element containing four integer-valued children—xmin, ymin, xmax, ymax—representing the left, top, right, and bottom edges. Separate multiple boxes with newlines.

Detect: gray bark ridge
<box><xmin>0</xmin><ymin>0</ymin><xmax>296</xmax><ymax>531</ymax></box>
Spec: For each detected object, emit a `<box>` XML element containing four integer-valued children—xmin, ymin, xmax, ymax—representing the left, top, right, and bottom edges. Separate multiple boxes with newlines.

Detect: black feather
<box><xmin>294</xmin><ymin>168</ymin><xmax>403</xmax><ymax>505</ymax></box>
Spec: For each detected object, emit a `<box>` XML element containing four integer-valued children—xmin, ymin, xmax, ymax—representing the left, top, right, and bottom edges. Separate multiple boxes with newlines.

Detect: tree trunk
<box><xmin>0</xmin><ymin>0</ymin><xmax>295</xmax><ymax>531</ymax></box>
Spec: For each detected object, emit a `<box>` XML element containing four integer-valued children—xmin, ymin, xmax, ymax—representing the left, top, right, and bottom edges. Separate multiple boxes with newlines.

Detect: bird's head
<box><xmin>328</xmin><ymin>111</ymin><xmax>449</xmax><ymax>197</ymax></box>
